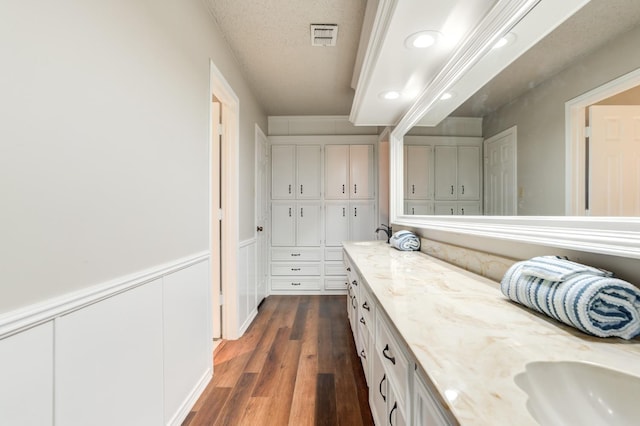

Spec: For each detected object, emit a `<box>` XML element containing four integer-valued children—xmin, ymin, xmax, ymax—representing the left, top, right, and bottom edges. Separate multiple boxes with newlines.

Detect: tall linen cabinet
<box><xmin>269</xmin><ymin>135</ymin><xmax>378</xmax><ymax>294</ymax></box>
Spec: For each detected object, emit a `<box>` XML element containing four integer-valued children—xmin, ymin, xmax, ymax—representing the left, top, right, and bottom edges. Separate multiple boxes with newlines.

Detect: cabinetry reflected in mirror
<box><xmin>402</xmin><ymin>0</ymin><xmax>640</xmax><ymax>217</ymax></box>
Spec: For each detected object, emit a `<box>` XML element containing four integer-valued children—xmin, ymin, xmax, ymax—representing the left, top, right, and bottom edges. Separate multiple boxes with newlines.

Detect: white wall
<box><xmin>483</xmin><ymin>24</ymin><xmax>640</xmax><ymax>215</ymax></box>
<box><xmin>0</xmin><ymin>0</ymin><xmax>266</xmax><ymax>314</ymax></box>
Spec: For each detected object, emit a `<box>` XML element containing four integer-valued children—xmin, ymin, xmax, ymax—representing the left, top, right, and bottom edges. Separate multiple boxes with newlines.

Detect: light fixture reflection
<box><xmin>440</xmin><ymin>92</ymin><xmax>454</xmax><ymax>100</ymax></box>
<box><xmin>405</xmin><ymin>31</ymin><xmax>441</xmax><ymax>49</ymax></box>
<box><xmin>380</xmin><ymin>90</ymin><xmax>401</xmax><ymax>100</ymax></box>
<box><xmin>492</xmin><ymin>33</ymin><xmax>516</xmax><ymax>49</ymax></box>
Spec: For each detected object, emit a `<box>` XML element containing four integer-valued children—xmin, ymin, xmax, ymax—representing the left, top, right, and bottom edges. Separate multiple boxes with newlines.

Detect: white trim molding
<box><xmin>0</xmin><ymin>252</ymin><xmax>209</xmax><ymax>340</ymax></box>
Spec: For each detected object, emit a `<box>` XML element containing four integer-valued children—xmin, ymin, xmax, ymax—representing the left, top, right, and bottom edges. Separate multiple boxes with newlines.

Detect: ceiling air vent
<box><xmin>310</xmin><ymin>24</ymin><xmax>338</xmax><ymax>47</ymax></box>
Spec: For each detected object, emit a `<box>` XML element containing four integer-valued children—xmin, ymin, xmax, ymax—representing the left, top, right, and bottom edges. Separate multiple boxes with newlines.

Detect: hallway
<box><xmin>183</xmin><ymin>295</ymin><xmax>373</xmax><ymax>426</ymax></box>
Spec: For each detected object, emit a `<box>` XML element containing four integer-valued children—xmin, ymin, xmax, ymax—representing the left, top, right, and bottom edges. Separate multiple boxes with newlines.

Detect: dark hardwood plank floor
<box><xmin>183</xmin><ymin>295</ymin><xmax>374</xmax><ymax>426</ymax></box>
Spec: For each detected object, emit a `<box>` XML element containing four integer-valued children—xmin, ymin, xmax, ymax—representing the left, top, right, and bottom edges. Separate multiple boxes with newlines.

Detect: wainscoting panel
<box><xmin>55</xmin><ymin>279</ymin><xmax>165</xmax><ymax>426</ymax></box>
<box><xmin>0</xmin><ymin>321</ymin><xmax>53</xmax><ymax>426</ymax></box>
<box><xmin>163</xmin><ymin>260</ymin><xmax>212</xmax><ymax>425</ymax></box>
<box><xmin>238</xmin><ymin>239</ymin><xmax>258</xmax><ymax>336</ymax></box>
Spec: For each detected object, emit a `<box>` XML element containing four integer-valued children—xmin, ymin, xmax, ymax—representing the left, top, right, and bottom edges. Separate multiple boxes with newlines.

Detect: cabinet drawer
<box><xmin>376</xmin><ymin>313</ymin><xmax>409</xmax><ymax>411</ymax></box>
<box><xmin>271</xmin><ymin>263</ymin><xmax>321</xmax><ymax>276</ymax></box>
<box><xmin>271</xmin><ymin>278</ymin><xmax>321</xmax><ymax>291</ymax></box>
<box><xmin>356</xmin><ymin>329</ymin><xmax>370</xmax><ymax>387</ymax></box>
<box><xmin>324</xmin><ymin>248</ymin><xmax>344</xmax><ymax>261</ymax></box>
<box><xmin>271</xmin><ymin>248</ymin><xmax>321</xmax><ymax>261</ymax></box>
<box><xmin>359</xmin><ymin>285</ymin><xmax>375</xmax><ymax>333</ymax></box>
<box><xmin>357</xmin><ymin>311</ymin><xmax>372</xmax><ymax>345</ymax></box>
<box><xmin>324</xmin><ymin>277</ymin><xmax>348</xmax><ymax>290</ymax></box>
<box><xmin>325</xmin><ymin>262</ymin><xmax>347</xmax><ymax>276</ymax></box>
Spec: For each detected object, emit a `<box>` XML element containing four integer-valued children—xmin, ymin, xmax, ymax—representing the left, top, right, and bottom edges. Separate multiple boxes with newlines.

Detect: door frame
<box><xmin>565</xmin><ymin>66</ymin><xmax>640</xmax><ymax>215</ymax></box>
<box><xmin>210</xmin><ymin>59</ymin><xmax>240</xmax><ymax>340</ymax></box>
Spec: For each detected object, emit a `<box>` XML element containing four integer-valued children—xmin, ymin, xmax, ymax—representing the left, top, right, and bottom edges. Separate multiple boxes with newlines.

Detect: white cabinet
<box><xmin>405</xmin><ymin>145</ymin><xmax>433</xmax><ymax>200</ymax></box>
<box><xmin>325</xmin><ymin>145</ymin><xmax>374</xmax><ymax>200</ymax></box>
<box><xmin>325</xmin><ymin>201</ymin><xmax>376</xmax><ymax>246</ymax></box>
<box><xmin>271</xmin><ymin>145</ymin><xmax>321</xmax><ymax>199</ymax></box>
<box><xmin>434</xmin><ymin>145</ymin><xmax>481</xmax><ymax>201</ymax></box>
<box><xmin>271</xmin><ymin>202</ymin><xmax>321</xmax><ymax>246</ymax></box>
<box><xmin>405</xmin><ymin>201</ymin><xmax>433</xmax><ymax>215</ymax></box>
<box><xmin>414</xmin><ymin>368</ymin><xmax>452</xmax><ymax>426</ymax></box>
<box><xmin>434</xmin><ymin>202</ymin><xmax>481</xmax><ymax>216</ymax></box>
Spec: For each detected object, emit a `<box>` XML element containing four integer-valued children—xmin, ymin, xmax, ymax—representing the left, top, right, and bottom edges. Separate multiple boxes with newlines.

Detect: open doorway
<box><xmin>210</xmin><ymin>60</ymin><xmax>240</xmax><ymax>346</ymax></box>
<box><xmin>566</xmin><ymin>67</ymin><xmax>640</xmax><ymax>215</ymax></box>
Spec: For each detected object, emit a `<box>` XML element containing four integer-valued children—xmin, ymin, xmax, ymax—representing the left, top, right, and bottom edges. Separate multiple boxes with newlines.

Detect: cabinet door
<box><xmin>405</xmin><ymin>145</ymin><xmax>432</xmax><ymax>200</ymax></box>
<box><xmin>457</xmin><ymin>146</ymin><xmax>481</xmax><ymax>200</ymax></box>
<box><xmin>325</xmin><ymin>145</ymin><xmax>350</xmax><ymax>199</ymax></box>
<box><xmin>350</xmin><ymin>145</ymin><xmax>374</xmax><ymax>199</ymax></box>
<box><xmin>296</xmin><ymin>145</ymin><xmax>321</xmax><ymax>199</ymax></box>
<box><xmin>388</xmin><ymin>384</ymin><xmax>407</xmax><ymax>426</ymax></box>
<box><xmin>414</xmin><ymin>372</ymin><xmax>451</xmax><ymax>426</ymax></box>
<box><xmin>325</xmin><ymin>202</ymin><xmax>350</xmax><ymax>247</ymax></box>
<box><xmin>434</xmin><ymin>146</ymin><xmax>457</xmax><ymax>200</ymax></box>
<box><xmin>271</xmin><ymin>203</ymin><xmax>295</xmax><ymax>246</ymax></box>
<box><xmin>370</xmin><ymin>349</ymin><xmax>387</xmax><ymax>426</ymax></box>
<box><xmin>296</xmin><ymin>203</ymin><xmax>321</xmax><ymax>246</ymax></box>
<box><xmin>434</xmin><ymin>203</ymin><xmax>456</xmax><ymax>216</ymax></box>
<box><xmin>405</xmin><ymin>201</ymin><xmax>433</xmax><ymax>215</ymax></box>
<box><xmin>350</xmin><ymin>201</ymin><xmax>375</xmax><ymax>242</ymax></box>
<box><xmin>271</xmin><ymin>145</ymin><xmax>295</xmax><ymax>199</ymax></box>
<box><xmin>458</xmin><ymin>203</ymin><xmax>481</xmax><ymax>216</ymax></box>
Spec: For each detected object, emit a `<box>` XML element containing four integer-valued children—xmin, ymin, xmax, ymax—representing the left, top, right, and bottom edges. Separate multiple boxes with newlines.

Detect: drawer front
<box><xmin>271</xmin><ymin>263</ymin><xmax>321</xmax><ymax>276</ymax></box>
<box><xmin>356</xmin><ymin>329</ymin><xmax>370</xmax><ymax>387</ymax></box>
<box><xmin>325</xmin><ymin>248</ymin><xmax>344</xmax><ymax>261</ymax></box>
<box><xmin>325</xmin><ymin>277</ymin><xmax>348</xmax><ymax>290</ymax></box>
<box><xmin>357</xmin><ymin>305</ymin><xmax>373</xmax><ymax>338</ymax></box>
<box><xmin>325</xmin><ymin>262</ymin><xmax>347</xmax><ymax>276</ymax></box>
<box><xmin>370</xmin><ymin>348</ymin><xmax>387</xmax><ymax>426</ymax></box>
<box><xmin>271</xmin><ymin>247</ymin><xmax>321</xmax><ymax>261</ymax></box>
<box><xmin>359</xmin><ymin>284</ymin><xmax>375</xmax><ymax>332</ymax></box>
<box><xmin>271</xmin><ymin>278</ymin><xmax>321</xmax><ymax>291</ymax></box>
<box><xmin>376</xmin><ymin>313</ymin><xmax>409</xmax><ymax>411</ymax></box>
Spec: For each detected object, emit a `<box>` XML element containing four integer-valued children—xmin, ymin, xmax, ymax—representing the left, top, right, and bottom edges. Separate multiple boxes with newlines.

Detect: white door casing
<box><xmin>484</xmin><ymin>126</ymin><xmax>517</xmax><ymax>216</ymax></box>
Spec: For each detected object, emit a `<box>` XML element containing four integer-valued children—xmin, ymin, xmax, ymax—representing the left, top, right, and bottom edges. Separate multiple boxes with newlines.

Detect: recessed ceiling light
<box><xmin>440</xmin><ymin>92</ymin><xmax>454</xmax><ymax>100</ymax></box>
<box><xmin>492</xmin><ymin>33</ymin><xmax>516</xmax><ymax>49</ymax></box>
<box><xmin>380</xmin><ymin>91</ymin><xmax>401</xmax><ymax>100</ymax></box>
<box><xmin>405</xmin><ymin>31</ymin><xmax>441</xmax><ymax>49</ymax></box>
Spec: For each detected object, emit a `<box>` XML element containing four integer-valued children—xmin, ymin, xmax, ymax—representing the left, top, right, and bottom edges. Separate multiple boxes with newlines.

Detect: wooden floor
<box><xmin>183</xmin><ymin>295</ymin><xmax>374</xmax><ymax>426</ymax></box>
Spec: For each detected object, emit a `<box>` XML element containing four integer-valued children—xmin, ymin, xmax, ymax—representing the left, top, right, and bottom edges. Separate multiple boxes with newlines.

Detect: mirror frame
<box><xmin>389</xmin><ymin>0</ymin><xmax>640</xmax><ymax>260</ymax></box>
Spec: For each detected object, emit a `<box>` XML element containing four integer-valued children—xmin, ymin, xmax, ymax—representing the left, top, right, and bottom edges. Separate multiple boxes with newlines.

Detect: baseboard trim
<box><xmin>0</xmin><ymin>251</ymin><xmax>210</xmax><ymax>340</ymax></box>
<box><xmin>167</xmin><ymin>367</ymin><xmax>213</xmax><ymax>426</ymax></box>
<box><xmin>238</xmin><ymin>308</ymin><xmax>258</xmax><ymax>336</ymax></box>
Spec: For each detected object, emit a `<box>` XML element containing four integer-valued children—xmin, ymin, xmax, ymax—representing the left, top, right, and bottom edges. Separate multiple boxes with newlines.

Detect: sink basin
<box><xmin>515</xmin><ymin>361</ymin><xmax>640</xmax><ymax>426</ymax></box>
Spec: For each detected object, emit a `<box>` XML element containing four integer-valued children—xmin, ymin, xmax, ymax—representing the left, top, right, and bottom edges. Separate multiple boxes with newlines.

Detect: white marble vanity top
<box><xmin>343</xmin><ymin>241</ymin><xmax>640</xmax><ymax>425</ymax></box>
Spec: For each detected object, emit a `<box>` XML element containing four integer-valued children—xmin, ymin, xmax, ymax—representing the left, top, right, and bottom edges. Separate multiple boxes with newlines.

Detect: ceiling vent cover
<box><xmin>310</xmin><ymin>24</ymin><xmax>338</xmax><ymax>47</ymax></box>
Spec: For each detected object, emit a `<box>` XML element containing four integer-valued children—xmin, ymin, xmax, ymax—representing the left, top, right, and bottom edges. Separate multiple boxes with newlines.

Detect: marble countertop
<box><xmin>343</xmin><ymin>241</ymin><xmax>640</xmax><ymax>426</ymax></box>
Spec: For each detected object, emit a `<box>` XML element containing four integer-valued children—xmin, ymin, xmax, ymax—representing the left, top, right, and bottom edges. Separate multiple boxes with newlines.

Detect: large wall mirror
<box><xmin>390</xmin><ymin>0</ymin><xmax>640</xmax><ymax>258</ymax></box>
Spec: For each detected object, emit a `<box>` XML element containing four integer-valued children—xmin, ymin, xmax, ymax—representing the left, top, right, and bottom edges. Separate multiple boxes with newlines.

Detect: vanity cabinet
<box><xmin>344</xmin><ymin>249</ymin><xmax>453</xmax><ymax>426</ymax></box>
<box><xmin>325</xmin><ymin>145</ymin><xmax>375</xmax><ymax>200</ymax></box>
<box><xmin>271</xmin><ymin>145</ymin><xmax>321</xmax><ymax>200</ymax></box>
<box><xmin>434</xmin><ymin>145</ymin><xmax>481</xmax><ymax>201</ymax></box>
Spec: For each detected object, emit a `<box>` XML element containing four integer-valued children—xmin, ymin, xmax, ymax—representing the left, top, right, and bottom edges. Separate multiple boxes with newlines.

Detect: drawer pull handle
<box><xmin>291</xmin><ymin>268</ymin><xmax>301</xmax><ymax>271</ymax></box>
<box><xmin>359</xmin><ymin>317</ymin><xmax>366</xmax><ymax>325</ymax></box>
<box><xmin>412</xmin><ymin>184</ymin><xmax>415</xmax><ymax>194</ymax></box>
<box><xmin>300</xmin><ymin>184</ymin><xmax>303</xmax><ymax>194</ymax></box>
<box><xmin>342</xmin><ymin>184</ymin><xmax>345</xmax><ymax>194</ymax></box>
<box><xmin>379</xmin><ymin>374</ymin><xmax>386</xmax><ymax>402</ymax></box>
<box><xmin>346</xmin><ymin>267</ymin><xmax>351</xmax><ymax>272</ymax></box>
<box><xmin>289</xmin><ymin>184</ymin><xmax>292</xmax><ymax>194</ymax></box>
<box><xmin>352</xmin><ymin>297</ymin><xmax>357</xmax><ymax>309</ymax></box>
<box><xmin>382</xmin><ymin>344</ymin><xmax>396</xmax><ymax>365</ymax></box>
<box><xmin>461</xmin><ymin>184</ymin><xmax>465</xmax><ymax>195</ymax></box>
<box><xmin>291</xmin><ymin>282</ymin><xmax>301</xmax><ymax>286</ymax></box>
<box><xmin>360</xmin><ymin>349</ymin><xmax>366</xmax><ymax>359</ymax></box>
<box><xmin>362</xmin><ymin>301</ymin><xmax>370</xmax><ymax>311</ymax></box>
<box><xmin>390</xmin><ymin>401</ymin><xmax>397</xmax><ymax>426</ymax></box>
<box><xmin>461</xmin><ymin>208</ymin><xmax>465</xmax><ymax>215</ymax></box>
<box><xmin>291</xmin><ymin>253</ymin><xmax>301</xmax><ymax>256</ymax></box>
<box><xmin>352</xmin><ymin>280</ymin><xmax>358</xmax><ymax>286</ymax></box>
<box><xmin>450</xmin><ymin>185</ymin><xmax>454</xmax><ymax>195</ymax></box>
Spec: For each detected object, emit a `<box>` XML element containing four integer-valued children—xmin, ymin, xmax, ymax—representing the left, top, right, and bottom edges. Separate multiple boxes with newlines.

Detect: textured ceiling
<box><xmin>453</xmin><ymin>0</ymin><xmax>640</xmax><ymax>117</ymax></box>
<box><xmin>206</xmin><ymin>0</ymin><xmax>366</xmax><ymax>116</ymax></box>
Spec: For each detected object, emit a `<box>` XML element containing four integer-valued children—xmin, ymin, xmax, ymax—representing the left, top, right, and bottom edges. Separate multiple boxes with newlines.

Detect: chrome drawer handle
<box><xmin>382</xmin><ymin>344</ymin><xmax>396</xmax><ymax>365</ymax></box>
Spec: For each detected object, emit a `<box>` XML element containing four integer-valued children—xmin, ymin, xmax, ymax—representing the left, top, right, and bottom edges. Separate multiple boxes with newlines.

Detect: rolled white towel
<box><xmin>389</xmin><ymin>230</ymin><xmax>420</xmax><ymax>251</ymax></box>
<box><xmin>501</xmin><ymin>258</ymin><xmax>640</xmax><ymax>340</ymax></box>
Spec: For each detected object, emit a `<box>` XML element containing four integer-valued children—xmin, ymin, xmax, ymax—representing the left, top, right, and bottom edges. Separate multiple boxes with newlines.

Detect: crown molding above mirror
<box><xmin>388</xmin><ymin>0</ymin><xmax>640</xmax><ymax>260</ymax></box>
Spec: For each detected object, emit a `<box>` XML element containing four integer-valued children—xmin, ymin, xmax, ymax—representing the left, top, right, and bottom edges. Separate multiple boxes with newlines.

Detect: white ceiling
<box><xmin>206</xmin><ymin>0</ymin><xmax>640</xmax><ymax>123</ymax></box>
<box><xmin>206</xmin><ymin>0</ymin><xmax>366</xmax><ymax>116</ymax></box>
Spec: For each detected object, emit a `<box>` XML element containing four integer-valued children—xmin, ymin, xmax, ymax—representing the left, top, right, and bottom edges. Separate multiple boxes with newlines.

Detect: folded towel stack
<box><xmin>501</xmin><ymin>256</ymin><xmax>640</xmax><ymax>340</ymax></box>
<box><xmin>389</xmin><ymin>230</ymin><xmax>420</xmax><ymax>251</ymax></box>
